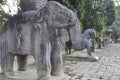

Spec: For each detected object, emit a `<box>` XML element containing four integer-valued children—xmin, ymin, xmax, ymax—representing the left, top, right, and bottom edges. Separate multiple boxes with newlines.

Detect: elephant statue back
<box><xmin>0</xmin><ymin>11</ymin><xmax>38</xmax><ymax>55</ymax></box>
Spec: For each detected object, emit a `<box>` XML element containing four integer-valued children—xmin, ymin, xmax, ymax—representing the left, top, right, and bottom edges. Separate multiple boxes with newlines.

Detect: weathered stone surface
<box><xmin>65</xmin><ymin>29</ymin><xmax>96</xmax><ymax>57</ymax></box>
<box><xmin>19</xmin><ymin>0</ymin><xmax>48</xmax><ymax>12</ymax></box>
<box><xmin>0</xmin><ymin>1</ymin><xmax>80</xmax><ymax>80</ymax></box>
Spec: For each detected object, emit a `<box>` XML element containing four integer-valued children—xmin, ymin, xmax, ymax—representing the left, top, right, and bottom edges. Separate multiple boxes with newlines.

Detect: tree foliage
<box><xmin>0</xmin><ymin>0</ymin><xmax>9</xmax><ymax>31</ymax></box>
<box><xmin>0</xmin><ymin>0</ymin><xmax>18</xmax><ymax>31</ymax></box>
<box><xmin>0</xmin><ymin>0</ymin><xmax>116</xmax><ymax>34</ymax></box>
<box><xmin>101</xmin><ymin>0</ymin><xmax>116</xmax><ymax>26</ymax></box>
<box><xmin>0</xmin><ymin>9</ymin><xmax>10</xmax><ymax>31</ymax></box>
<box><xmin>80</xmin><ymin>0</ymin><xmax>115</xmax><ymax>32</ymax></box>
<box><xmin>0</xmin><ymin>0</ymin><xmax>3</xmax><ymax>3</ymax></box>
<box><xmin>112</xmin><ymin>6</ymin><xmax>120</xmax><ymax>37</ymax></box>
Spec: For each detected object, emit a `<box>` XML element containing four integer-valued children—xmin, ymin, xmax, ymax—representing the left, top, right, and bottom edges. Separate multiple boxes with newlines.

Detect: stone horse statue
<box><xmin>0</xmin><ymin>1</ymin><xmax>80</xmax><ymax>80</ymax></box>
<box><xmin>65</xmin><ymin>29</ymin><xmax>96</xmax><ymax>57</ymax></box>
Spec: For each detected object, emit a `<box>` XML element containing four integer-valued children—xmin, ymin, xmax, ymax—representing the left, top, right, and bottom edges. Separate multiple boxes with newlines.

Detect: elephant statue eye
<box><xmin>34</xmin><ymin>23</ymin><xmax>42</xmax><ymax>31</ymax></box>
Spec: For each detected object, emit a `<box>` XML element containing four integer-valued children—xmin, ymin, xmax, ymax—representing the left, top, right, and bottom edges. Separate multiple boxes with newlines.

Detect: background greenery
<box><xmin>112</xmin><ymin>6</ymin><xmax>120</xmax><ymax>38</ymax></box>
<box><xmin>0</xmin><ymin>0</ymin><xmax>120</xmax><ymax>38</ymax></box>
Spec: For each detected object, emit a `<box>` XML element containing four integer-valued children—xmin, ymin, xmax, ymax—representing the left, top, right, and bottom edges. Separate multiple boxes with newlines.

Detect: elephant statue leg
<box><xmin>34</xmin><ymin>42</ymin><xmax>51</xmax><ymax>80</ymax></box>
<box><xmin>1</xmin><ymin>52</ymin><xmax>14</xmax><ymax>75</ymax></box>
<box><xmin>91</xmin><ymin>40</ymin><xmax>95</xmax><ymax>52</ymax></box>
<box><xmin>50</xmin><ymin>41</ymin><xmax>63</xmax><ymax>76</ymax></box>
<box><xmin>17</xmin><ymin>55</ymin><xmax>27</xmax><ymax>71</ymax></box>
<box><xmin>65</xmin><ymin>45</ymin><xmax>71</xmax><ymax>55</ymax></box>
<box><xmin>87</xmin><ymin>45</ymin><xmax>92</xmax><ymax>58</ymax></box>
<box><xmin>65</xmin><ymin>41</ymin><xmax>72</xmax><ymax>55</ymax></box>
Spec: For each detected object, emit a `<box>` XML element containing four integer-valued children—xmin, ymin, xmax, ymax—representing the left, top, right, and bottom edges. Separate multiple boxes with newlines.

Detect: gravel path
<box><xmin>64</xmin><ymin>43</ymin><xmax>120</xmax><ymax>80</ymax></box>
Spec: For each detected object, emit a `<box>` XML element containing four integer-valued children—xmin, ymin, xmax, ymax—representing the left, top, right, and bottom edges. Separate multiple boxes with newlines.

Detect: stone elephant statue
<box><xmin>65</xmin><ymin>29</ymin><xmax>96</xmax><ymax>57</ymax></box>
<box><xmin>0</xmin><ymin>1</ymin><xmax>80</xmax><ymax>80</ymax></box>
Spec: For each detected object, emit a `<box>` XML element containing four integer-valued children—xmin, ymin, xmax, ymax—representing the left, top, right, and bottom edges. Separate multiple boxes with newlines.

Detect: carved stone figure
<box><xmin>96</xmin><ymin>35</ymin><xmax>103</xmax><ymax>49</ymax></box>
<box><xmin>65</xmin><ymin>29</ymin><xmax>96</xmax><ymax>57</ymax></box>
<box><xmin>105</xmin><ymin>29</ymin><xmax>113</xmax><ymax>44</ymax></box>
<box><xmin>19</xmin><ymin>0</ymin><xmax>48</xmax><ymax>12</ymax></box>
<box><xmin>0</xmin><ymin>1</ymin><xmax>80</xmax><ymax>80</ymax></box>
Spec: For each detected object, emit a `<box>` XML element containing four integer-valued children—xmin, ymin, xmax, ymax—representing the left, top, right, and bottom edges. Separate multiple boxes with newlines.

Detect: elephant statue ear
<box><xmin>45</xmin><ymin>1</ymin><xmax>81</xmax><ymax>44</ymax></box>
<box><xmin>60</xmin><ymin>13</ymin><xmax>81</xmax><ymax>45</ymax></box>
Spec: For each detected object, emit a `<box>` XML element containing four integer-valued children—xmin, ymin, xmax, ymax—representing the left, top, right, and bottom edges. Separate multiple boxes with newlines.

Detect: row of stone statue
<box><xmin>96</xmin><ymin>29</ymin><xmax>115</xmax><ymax>49</ymax></box>
<box><xmin>0</xmin><ymin>1</ymin><xmax>114</xmax><ymax>80</ymax></box>
<box><xmin>65</xmin><ymin>28</ymin><xmax>114</xmax><ymax>56</ymax></box>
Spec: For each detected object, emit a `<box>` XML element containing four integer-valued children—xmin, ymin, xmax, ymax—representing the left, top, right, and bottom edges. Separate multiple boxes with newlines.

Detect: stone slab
<box><xmin>5</xmin><ymin>70</ymin><xmax>70</xmax><ymax>80</ymax></box>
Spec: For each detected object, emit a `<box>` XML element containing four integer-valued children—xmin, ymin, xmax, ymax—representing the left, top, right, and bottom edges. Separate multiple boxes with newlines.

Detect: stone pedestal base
<box><xmin>6</xmin><ymin>70</ymin><xmax>70</xmax><ymax>80</ymax></box>
<box><xmin>64</xmin><ymin>55</ymin><xmax>99</xmax><ymax>62</ymax></box>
